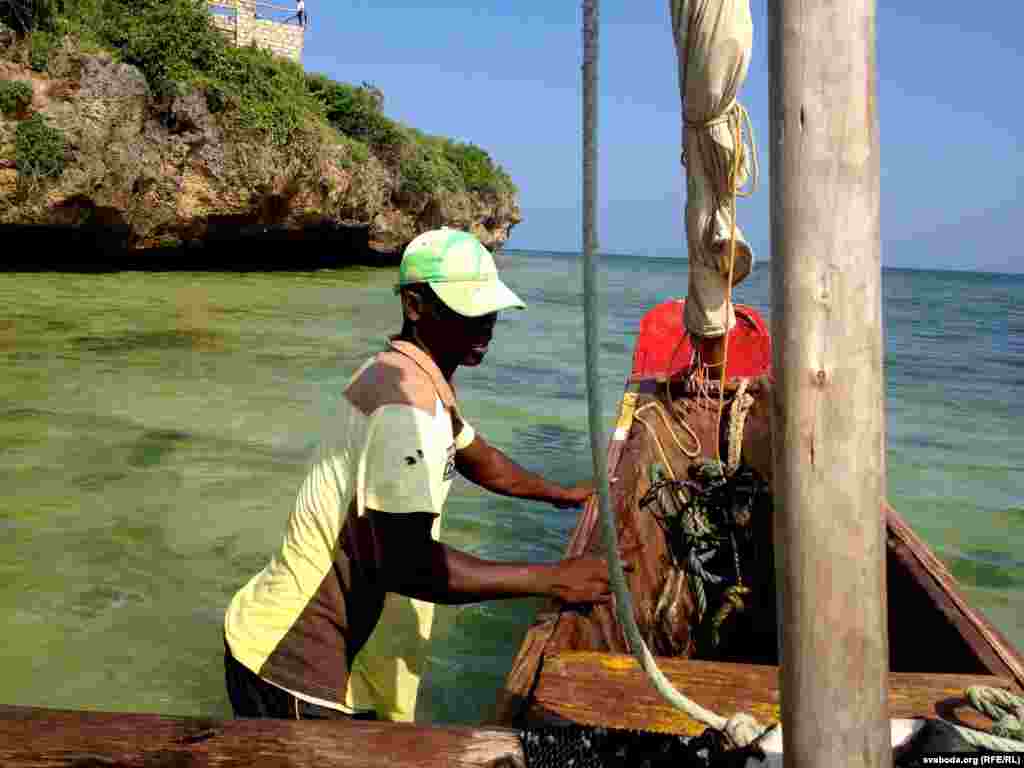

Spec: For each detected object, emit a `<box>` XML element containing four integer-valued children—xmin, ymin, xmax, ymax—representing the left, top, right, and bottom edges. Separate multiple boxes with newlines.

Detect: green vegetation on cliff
<box><xmin>1</xmin><ymin>0</ymin><xmax>516</xmax><ymax>200</ymax></box>
<box><xmin>14</xmin><ymin>112</ymin><xmax>65</xmax><ymax>176</ymax></box>
<box><xmin>0</xmin><ymin>78</ymin><xmax>32</xmax><ymax>114</ymax></box>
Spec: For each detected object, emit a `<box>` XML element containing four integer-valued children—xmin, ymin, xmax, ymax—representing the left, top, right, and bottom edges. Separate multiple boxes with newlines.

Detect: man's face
<box><xmin>407</xmin><ymin>288</ymin><xmax>498</xmax><ymax>368</ymax></box>
<box><xmin>426</xmin><ymin>296</ymin><xmax>498</xmax><ymax>367</ymax></box>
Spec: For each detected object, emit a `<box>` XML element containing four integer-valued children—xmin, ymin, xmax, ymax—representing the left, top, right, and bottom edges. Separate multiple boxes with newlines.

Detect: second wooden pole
<box><xmin>767</xmin><ymin>0</ymin><xmax>891</xmax><ymax>766</ymax></box>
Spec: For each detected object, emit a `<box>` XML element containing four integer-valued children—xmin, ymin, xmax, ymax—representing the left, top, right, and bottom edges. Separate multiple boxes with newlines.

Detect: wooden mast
<box><xmin>767</xmin><ymin>1</ymin><xmax>890</xmax><ymax>766</ymax></box>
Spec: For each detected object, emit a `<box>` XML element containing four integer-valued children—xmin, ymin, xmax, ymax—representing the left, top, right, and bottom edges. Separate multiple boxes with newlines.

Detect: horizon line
<box><xmin>500</xmin><ymin>248</ymin><xmax>1022</xmax><ymax>278</ymax></box>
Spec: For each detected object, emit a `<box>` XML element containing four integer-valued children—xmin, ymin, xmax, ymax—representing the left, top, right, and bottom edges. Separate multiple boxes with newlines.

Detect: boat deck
<box><xmin>522</xmin><ymin>650</ymin><xmax>1021</xmax><ymax>737</ymax></box>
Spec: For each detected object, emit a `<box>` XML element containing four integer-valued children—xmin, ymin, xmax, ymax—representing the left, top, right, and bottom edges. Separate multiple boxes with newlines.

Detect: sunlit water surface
<box><xmin>2</xmin><ymin>253</ymin><xmax>1021</xmax><ymax>721</ymax></box>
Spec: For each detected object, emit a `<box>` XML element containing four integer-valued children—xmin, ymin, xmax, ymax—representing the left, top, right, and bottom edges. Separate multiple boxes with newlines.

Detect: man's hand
<box><xmin>457</xmin><ymin>435</ymin><xmax>599</xmax><ymax>509</ymax></box>
<box><xmin>545</xmin><ymin>554</ymin><xmax>633</xmax><ymax>605</ymax></box>
<box><xmin>552</xmin><ymin>482</ymin><xmax>595</xmax><ymax>509</ymax></box>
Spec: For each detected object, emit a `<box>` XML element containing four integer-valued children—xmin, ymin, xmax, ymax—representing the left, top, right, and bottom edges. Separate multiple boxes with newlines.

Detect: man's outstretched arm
<box><xmin>454</xmin><ymin>434</ymin><xmax>592</xmax><ymax>508</ymax></box>
<box><xmin>366</xmin><ymin>510</ymin><xmax>619</xmax><ymax>605</ymax></box>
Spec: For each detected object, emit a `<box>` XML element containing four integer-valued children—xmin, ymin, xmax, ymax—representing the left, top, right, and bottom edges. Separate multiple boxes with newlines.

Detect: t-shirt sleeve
<box><xmin>362</xmin><ymin>405</ymin><xmax>447</xmax><ymax>515</ymax></box>
<box><xmin>451</xmin><ymin>402</ymin><xmax>477</xmax><ymax>452</ymax></box>
<box><xmin>454</xmin><ymin>416</ymin><xmax>476</xmax><ymax>451</ymax></box>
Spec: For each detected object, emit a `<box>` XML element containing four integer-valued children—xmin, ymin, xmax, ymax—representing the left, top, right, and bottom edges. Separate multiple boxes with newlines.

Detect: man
<box><xmin>295</xmin><ymin>0</ymin><xmax>306</xmax><ymax>27</ymax></box>
<box><xmin>224</xmin><ymin>228</ymin><xmax>616</xmax><ymax>723</ymax></box>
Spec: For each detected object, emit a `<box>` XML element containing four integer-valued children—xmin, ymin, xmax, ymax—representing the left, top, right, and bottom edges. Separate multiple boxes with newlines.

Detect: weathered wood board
<box><xmin>525</xmin><ymin>651</ymin><xmax>1021</xmax><ymax>737</ymax></box>
<box><xmin>0</xmin><ymin>704</ymin><xmax>525</xmax><ymax>768</ymax></box>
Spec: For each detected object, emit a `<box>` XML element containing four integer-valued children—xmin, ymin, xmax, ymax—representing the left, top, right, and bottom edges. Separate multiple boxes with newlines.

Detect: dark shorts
<box><xmin>223</xmin><ymin>641</ymin><xmax>376</xmax><ymax>721</ymax></box>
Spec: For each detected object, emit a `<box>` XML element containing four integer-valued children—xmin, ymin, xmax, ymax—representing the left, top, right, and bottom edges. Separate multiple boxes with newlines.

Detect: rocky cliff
<box><xmin>0</xmin><ymin>34</ymin><xmax>521</xmax><ymax>267</ymax></box>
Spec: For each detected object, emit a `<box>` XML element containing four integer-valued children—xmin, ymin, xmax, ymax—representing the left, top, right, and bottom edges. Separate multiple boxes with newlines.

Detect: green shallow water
<box><xmin>1</xmin><ymin>254</ymin><xmax>1021</xmax><ymax>723</ymax></box>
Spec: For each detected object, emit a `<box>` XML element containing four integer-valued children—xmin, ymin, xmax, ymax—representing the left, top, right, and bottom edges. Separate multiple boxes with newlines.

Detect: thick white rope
<box><xmin>944</xmin><ymin>686</ymin><xmax>1024</xmax><ymax>752</ymax></box>
<box><xmin>580</xmin><ymin>0</ymin><xmax>767</xmax><ymax>749</ymax></box>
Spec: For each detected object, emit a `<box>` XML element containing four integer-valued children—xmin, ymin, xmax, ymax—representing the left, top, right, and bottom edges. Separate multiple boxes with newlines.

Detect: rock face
<box><xmin>0</xmin><ymin>54</ymin><xmax>521</xmax><ymax>262</ymax></box>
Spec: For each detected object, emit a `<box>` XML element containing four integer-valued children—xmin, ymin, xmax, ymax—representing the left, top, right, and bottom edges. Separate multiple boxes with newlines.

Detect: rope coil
<box><xmin>945</xmin><ymin>686</ymin><xmax>1024</xmax><ymax>752</ymax></box>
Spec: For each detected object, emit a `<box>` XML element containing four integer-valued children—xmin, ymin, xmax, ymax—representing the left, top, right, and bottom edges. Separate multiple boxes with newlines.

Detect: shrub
<box><xmin>28</xmin><ymin>28</ymin><xmax>52</xmax><ymax>70</ymax></box>
<box><xmin>0</xmin><ymin>0</ymin><xmax>37</xmax><ymax>34</ymax></box>
<box><xmin>337</xmin><ymin>134</ymin><xmax>369</xmax><ymax>167</ymax></box>
<box><xmin>399</xmin><ymin>142</ymin><xmax>460</xmax><ymax>197</ymax></box>
<box><xmin>358</xmin><ymin>80</ymin><xmax>383</xmax><ymax>111</ymax></box>
<box><xmin>98</xmin><ymin>0</ymin><xmax>228</xmax><ymax>85</ymax></box>
<box><xmin>82</xmin><ymin>0</ymin><xmax>316</xmax><ymax>145</ymax></box>
<box><xmin>29</xmin><ymin>0</ymin><xmax>104</xmax><ymax>47</ymax></box>
<box><xmin>444</xmin><ymin>140</ymin><xmax>513</xmax><ymax>194</ymax></box>
<box><xmin>15</xmin><ymin>112</ymin><xmax>66</xmax><ymax>177</ymax></box>
<box><xmin>307</xmin><ymin>75</ymin><xmax>397</xmax><ymax>147</ymax></box>
<box><xmin>0</xmin><ymin>79</ymin><xmax>32</xmax><ymax>115</ymax></box>
<box><xmin>214</xmin><ymin>45</ymin><xmax>313</xmax><ymax>144</ymax></box>
<box><xmin>204</xmin><ymin>82</ymin><xmax>226</xmax><ymax>113</ymax></box>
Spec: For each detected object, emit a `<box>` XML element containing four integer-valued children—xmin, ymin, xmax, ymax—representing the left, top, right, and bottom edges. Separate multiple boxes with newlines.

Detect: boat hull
<box><xmin>495</xmin><ymin>300</ymin><xmax>1024</xmax><ymax>730</ymax></box>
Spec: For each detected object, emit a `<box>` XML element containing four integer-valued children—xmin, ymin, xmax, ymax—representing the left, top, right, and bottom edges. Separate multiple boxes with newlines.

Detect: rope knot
<box><xmin>724</xmin><ymin>712</ymin><xmax>767</xmax><ymax>749</ymax></box>
<box><xmin>683</xmin><ymin>101</ymin><xmax>739</xmax><ymax>131</ymax></box>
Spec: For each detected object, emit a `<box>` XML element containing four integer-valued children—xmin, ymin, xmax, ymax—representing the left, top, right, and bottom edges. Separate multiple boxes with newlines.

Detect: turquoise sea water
<box><xmin>1</xmin><ymin>251</ymin><xmax>1021</xmax><ymax>723</ymax></box>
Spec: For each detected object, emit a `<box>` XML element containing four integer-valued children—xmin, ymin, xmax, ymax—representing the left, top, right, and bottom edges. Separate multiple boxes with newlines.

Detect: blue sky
<box><xmin>299</xmin><ymin>2</ymin><xmax>1022</xmax><ymax>274</ymax></box>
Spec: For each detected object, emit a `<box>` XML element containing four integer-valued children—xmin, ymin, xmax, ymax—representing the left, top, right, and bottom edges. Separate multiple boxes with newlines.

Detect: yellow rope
<box><xmin>714</xmin><ymin>112</ymin><xmax>744</xmax><ymax>464</ymax></box>
<box><xmin>634</xmin><ymin>414</ymin><xmax>677</xmax><ymax>482</ymax></box>
<box><xmin>682</xmin><ymin>102</ymin><xmax>759</xmax><ymax>201</ymax></box>
<box><xmin>665</xmin><ymin>372</ymin><xmax>704</xmax><ymax>460</ymax></box>
<box><xmin>634</xmin><ymin>399</ymin><xmax>702</xmax><ymax>475</ymax></box>
<box><xmin>733</xmin><ymin>103</ymin><xmax>760</xmax><ymax>199</ymax></box>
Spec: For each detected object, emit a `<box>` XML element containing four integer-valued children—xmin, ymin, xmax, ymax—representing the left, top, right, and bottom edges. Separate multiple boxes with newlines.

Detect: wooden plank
<box><xmin>885</xmin><ymin>502</ymin><xmax>1024</xmax><ymax>688</ymax></box>
<box><xmin>527</xmin><ymin>651</ymin><xmax>1019</xmax><ymax>738</ymax></box>
<box><xmin>0</xmin><ymin>705</ymin><xmax>525</xmax><ymax>768</ymax></box>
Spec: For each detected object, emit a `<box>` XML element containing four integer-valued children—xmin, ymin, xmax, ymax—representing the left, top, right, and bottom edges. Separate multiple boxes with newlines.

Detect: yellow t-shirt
<box><xmin>224</xmin><ymin>339</ymin><xmax>475</xmax><ymax>721</ymax></box>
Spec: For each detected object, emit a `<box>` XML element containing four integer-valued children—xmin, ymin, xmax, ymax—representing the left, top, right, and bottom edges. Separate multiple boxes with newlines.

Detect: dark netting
<box><xmin>519</xmin><ymin>720</ymin><xmax>991</xmax><ymax>768</ymax></box>
<box><xmin>519</xmin><ymin>724</ymin><xmax>764</xmax><ymax>768</ymax></box>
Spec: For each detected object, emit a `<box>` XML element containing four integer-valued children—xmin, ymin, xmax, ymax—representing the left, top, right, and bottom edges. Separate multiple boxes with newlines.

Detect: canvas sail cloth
<box><xmin>670</xmin><ymin>0</ymin><xmax>758</xmax><ymax>338</ymax></box>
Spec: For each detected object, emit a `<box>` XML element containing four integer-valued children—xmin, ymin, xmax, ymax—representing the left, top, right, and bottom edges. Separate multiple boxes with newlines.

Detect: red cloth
<box><xmin>630</xmin><ymin>299</ymin><xmax>772</xmax><ymax>382</ymax></box>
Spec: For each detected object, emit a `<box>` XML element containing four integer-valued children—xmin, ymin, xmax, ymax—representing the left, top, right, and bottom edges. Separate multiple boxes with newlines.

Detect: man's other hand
<box><xmin>552</xmin><ymin>482</ymin><xmax>595</xmax><ymax>509</ymax></box>
<box><xmin>546</xmin><ymin>554</ymin><xmax>633</xmax><ymax>605</ymax></box>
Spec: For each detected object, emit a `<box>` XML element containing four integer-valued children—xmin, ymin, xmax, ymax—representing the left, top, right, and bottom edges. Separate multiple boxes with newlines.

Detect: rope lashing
<box><xmin>580</xmin><ymin>0</ymin><xmax>770</xmax><ymax>749</ymax></box>
<box><xmin>727</xmin><ymin>378</ymin><xmax>754</xmax><ymax>471</ymax></box>
<box><xmin>681</xmin><ymin>101</ymin><xmax>760</xmax><ymax>200</ymax></box>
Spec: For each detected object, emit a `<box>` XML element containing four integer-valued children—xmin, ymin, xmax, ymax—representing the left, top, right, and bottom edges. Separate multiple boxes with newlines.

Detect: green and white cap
<box><xmin>397</xmin><ymin>228</ymin><xmax>526</xmax><ymax>317</ymax></box>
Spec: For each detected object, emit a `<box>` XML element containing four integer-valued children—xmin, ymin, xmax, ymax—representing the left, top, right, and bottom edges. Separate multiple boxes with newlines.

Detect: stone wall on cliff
<box><xmin>0</xmin><ymin>45</ymin><xmax>521</xmax><ymax>261</ymax></box>
<box><xmin>208</xmin><ymin>1</ymin><xmax>305</xmax><ymax>64</ymax></box>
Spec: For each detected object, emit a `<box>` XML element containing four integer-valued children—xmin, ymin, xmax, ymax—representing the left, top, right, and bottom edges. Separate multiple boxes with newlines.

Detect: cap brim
<box><xmin>430</xmin><ymin>279</ymin><xmax>526</xmax><ymax>317</ymax></box>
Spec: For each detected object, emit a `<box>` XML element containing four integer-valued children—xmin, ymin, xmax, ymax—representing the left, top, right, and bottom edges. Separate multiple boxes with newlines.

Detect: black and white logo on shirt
<box><xmin>443</xmin><ymin>443</ymin><xmax>456</xmax><ymax>481</ymax></box>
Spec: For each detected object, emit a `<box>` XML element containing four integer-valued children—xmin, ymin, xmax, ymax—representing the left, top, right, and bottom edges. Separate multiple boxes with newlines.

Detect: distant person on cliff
<box><xmin>295</xmin><ymin>0</ymin><xmax>306</xmax><ymax>26</ymax></box>
<box><xmin>223</xmin><ymin>228</ymin><xmax>613</xmax><ymax>723</ymax></box>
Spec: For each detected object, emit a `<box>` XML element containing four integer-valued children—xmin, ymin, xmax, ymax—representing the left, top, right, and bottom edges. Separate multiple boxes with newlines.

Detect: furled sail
<box><xmin>670</xmin><ymin>0</ymin><xmax>758</xmax><ymax>339</ymax></box>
